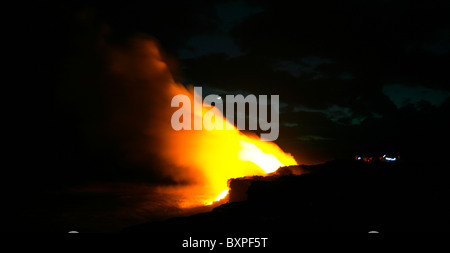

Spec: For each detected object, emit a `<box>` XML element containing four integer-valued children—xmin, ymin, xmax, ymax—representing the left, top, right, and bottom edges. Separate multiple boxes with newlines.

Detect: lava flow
<box><xmin>164</xmin><ymin>80</ymin><xmax>298</xmax><ymax>207</ymax></box>
<box><xmin>108</xmin><ymin>38</ymin><xmax>297</xmax><ymax>208</ymax></box>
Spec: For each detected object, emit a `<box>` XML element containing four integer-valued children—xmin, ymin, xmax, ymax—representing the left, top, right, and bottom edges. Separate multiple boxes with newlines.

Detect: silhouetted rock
<box><xmin>122</xmin><ymin>160</ymin><xmax>447</xmax><ymax>247</ymax></box>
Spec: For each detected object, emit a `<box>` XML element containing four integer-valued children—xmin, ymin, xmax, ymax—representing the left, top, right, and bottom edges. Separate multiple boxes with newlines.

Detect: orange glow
<box><xmin>163</xmin><ymin>84</ymin><xmax>298</xmax><ymax>207</ymax></box>
<box><xmin>238</xmin><ymin>140</ymin><xmax>285</xmax><ymax>173</ymax></box>
<box><xmin>110</xmin><ymin>38</ymin><xmax>298</xmax><ymax>208</ymax></box>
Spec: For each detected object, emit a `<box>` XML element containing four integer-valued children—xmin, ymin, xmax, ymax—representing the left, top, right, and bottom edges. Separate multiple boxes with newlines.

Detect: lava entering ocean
<box><xmin>108</xmin><ymin>37</ymin><xmax>297</xmax><ymax>208</ymax></box>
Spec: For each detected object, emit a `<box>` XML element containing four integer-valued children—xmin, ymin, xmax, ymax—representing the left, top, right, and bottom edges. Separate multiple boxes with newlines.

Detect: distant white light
<box><xmin>383</xmin><ymin>154</ymin><xmax>386</xmax><ymax>158</ymax></box>
<box><xmin>357</xmin><ymin>157</ymin><xmax>361</xmax><ymax>160</ymax></box>
<box><xmin>385</xmin><ymin>157</ymin><xmax>397</xmax><ymax>161</ymax></box>
<box><xmin>68</xmin><ymin>231</ymin><xmax>79</xmax><ymax>233</ymax></box>
<box><xmin>217</xmin><ymin>96</ymin><xmax>222</xmax><ymax>100</ymax></box>
<box><xmin>368</xmin><ymin>231</ymin><xmax>379</xmax><ymax>234</ymax></box>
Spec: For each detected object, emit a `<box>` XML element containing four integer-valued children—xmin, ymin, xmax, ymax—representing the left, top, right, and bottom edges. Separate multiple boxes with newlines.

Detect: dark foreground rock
<box><xmin>121</xmin><ymin>160</ymin><xmax>447</xmax><ymax>248</ymax></box>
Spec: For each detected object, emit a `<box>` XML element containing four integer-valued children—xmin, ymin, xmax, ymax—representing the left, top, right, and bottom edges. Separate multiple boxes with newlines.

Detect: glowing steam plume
<box><xmin>108</xmin><ymin>38</ymin><xmax>298</xmax><ymax>208</ymax></box>
<box><xmin>164</xmin><ymin>84</ymin><xmax>298</xmax><ymax>206</ymax></box>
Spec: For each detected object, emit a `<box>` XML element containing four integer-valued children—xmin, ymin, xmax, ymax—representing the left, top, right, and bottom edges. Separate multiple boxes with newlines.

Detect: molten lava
<box><xmin>109</xmin><ymin>38</ymin><xmax>298</xmax><ymax>208</ymax></box>
<box><xmin>209</xmin><ymin>189</ymin><xmax>229</xmax><ymax>205</ymax></box>
<box><xmin>164</xmin><ymin>84</ymin><xmax>298</xmax><ymax>207</ymax></box>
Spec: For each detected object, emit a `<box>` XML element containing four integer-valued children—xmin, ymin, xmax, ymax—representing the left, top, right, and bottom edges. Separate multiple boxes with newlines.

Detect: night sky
<box><xmin>13</xmin><ymin>0</ymin><xmax>450</xmax><ymax>233</ymax></box>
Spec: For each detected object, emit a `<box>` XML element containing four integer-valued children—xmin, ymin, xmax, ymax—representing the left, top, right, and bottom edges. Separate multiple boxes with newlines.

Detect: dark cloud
<box><xmin>178</xmin><ymin>0</ymin><xmax>263</xmax><ymax>59</ymax></box>
<box><xmin>383</xmin><ymin>84</ymin><xmax>450</xmax><ymax>108</ymax></box>
<box><xmin>175</xmin><ymin>0</ymin><xmax>450</xmax><ymax>164</ymax></box>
